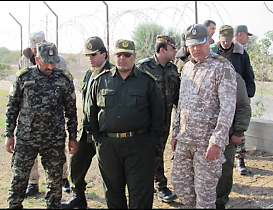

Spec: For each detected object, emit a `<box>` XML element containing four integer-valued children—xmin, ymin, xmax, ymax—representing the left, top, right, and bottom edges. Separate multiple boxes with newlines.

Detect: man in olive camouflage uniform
<box><xmin>5</xmin><ymin>41</ymin><xmax>78</xmax><ymax>209</ymax></box>
<box><xmin>18</xmin><ymin>30</ymin><xmax>71</xmax><ymax>197</ymax></box>
<box><xmin>171</xmin><ymin>24</ymin><xmax>237</xmax><ymax>208</ymax></box>
<box><xmin>137</xmin><ymin>34</ymin><xmax>180</xmax><ymax>203</ymax></box>
<box><xmin>62</xmin><ymin>36</ymin><xmax>115</xmax><ymax>209</ymax></box>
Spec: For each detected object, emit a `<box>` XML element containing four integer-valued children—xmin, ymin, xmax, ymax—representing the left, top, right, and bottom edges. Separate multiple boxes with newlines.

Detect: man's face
<box><xmin>238</xmin><ymin>32</ymin><xmax>249</xmax><ymax>45</ymax></box>
<box><xmin>31</xmin><ymin>48</ymin><xmax>37</xmax><ymax>56</ymax></box>
<box><xmin>114</xmin><ymin>52</ymin><xmax>136</xmax><ymax>72</ymax></box>
<box><xmin>35</xmin><ymin>57</ymin><xmax>56</xmax><ymax>76</ymax></box>
<box><xmin>165</xmin><ymin>44</ymin><xmax>177</xmax><ymax>62</ymax></box>
<box><xmin>207</xmin><ymin>23</ymin><xmax>216</xmax><ymax>37</ymax></box>
<box><xmin>85</xmin><ymin>51</ymin><xmax>106</xmax><ymax>68</ymax></box>
<box><xmin>188</xmin><ymin>38</ymin><xmax>210</xmax><ymax>62</ymax></box>
<box><xmin>220</xmin><ymin>40</ymin><xmax>233</xmax><ymax>49</ymax></box>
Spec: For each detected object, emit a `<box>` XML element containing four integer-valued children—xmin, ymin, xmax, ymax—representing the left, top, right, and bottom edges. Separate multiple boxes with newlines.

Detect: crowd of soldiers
<box><xmin>4</xmin><ymin>20</ymin><xmax>255</xmax><ymax>209</ymax></box>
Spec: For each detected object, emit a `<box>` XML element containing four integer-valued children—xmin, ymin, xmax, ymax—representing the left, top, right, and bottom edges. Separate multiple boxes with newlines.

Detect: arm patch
<box><xmin>16</xmin><ymin>68</ymin><xmax>29</xmax><ymax>77</ymax></box>
<box><xmin>62</xmin><ymin>70</ymin><xmax>74</xmax><ymax>81</ymax></box>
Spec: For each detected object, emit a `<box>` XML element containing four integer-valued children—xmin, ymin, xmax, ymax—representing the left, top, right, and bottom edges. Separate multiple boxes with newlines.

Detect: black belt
<box><xmin>105</xmin><ymin>128</ymin><xmax>148</xmax><ymax>138</ymax></box>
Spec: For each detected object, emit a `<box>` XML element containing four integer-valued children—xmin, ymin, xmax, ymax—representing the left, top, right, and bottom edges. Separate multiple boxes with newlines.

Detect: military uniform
<box><xmin>6</xmin><ymin>62</ymin><xmax>77</xmax><ymax>207</ymax></box>
<box><xmin>137</xmin><ymin>54</ymin><xmax>180</xmax><ymax>191</ymax></box>
<box><xmin>171</xmin><ymin>50</ymin><xmax>237</xmax><ymax>208</ymax></box>
<box><xmin>69</xmin><ymin>60</ymin><xmax>114</xmax><ymax>195</ymax></box>
<box><xmin>88</xmin><ymin>48</ymin><xmax>165</xmax><ymax>209</ymax></box>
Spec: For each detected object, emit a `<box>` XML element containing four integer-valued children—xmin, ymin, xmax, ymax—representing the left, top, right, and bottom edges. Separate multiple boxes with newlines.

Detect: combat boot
<box><xmin>25</xmin><ymin>184</ymin><xmax>39</xmax><ymax>197</ymax></box>
<box><xmin>237</xmin><ymin>158</ymin><xmax>247</xmax><ymax>175</ymax></box>
<box><xmin>157</xmin><ymin>186</ymin><xmax>178</xmax><ymax>203</ymax></box>
<box><xmin>61</xmin><ymin>192</ymin><xmax>87</xmax><ymax>209</ymax></box>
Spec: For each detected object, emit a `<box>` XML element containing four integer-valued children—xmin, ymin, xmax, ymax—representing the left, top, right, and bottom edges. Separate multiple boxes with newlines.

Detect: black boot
<box><xmin>62</xmin><ymin>178</ymin><xmax>71</xmax><ymax>193</ymax></box>
<box><xmin>61</xmin><ymin>193</ymin><xmax>87</xmax><ymax>209</ymax></box>
<box><xmin>25</xmin><ymin>184</ymin><xmax>39</xmax><ymax>197</ymax></box>
<box><xmin>237</xmin><ymin>158</ymin><xmax>247</xmax><ymax>175</ymax></box>
<box><xmin>157</xmin><ymin>186</ymin><xmax>178</xmax><ymax>203</ymax></box>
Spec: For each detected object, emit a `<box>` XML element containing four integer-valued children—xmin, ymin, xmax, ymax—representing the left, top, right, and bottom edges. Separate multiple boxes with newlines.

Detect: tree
<box><xmin>247</xmin><ymin>30</ymin><xmax>273</xmax><ymax>81</ymax></box>
<box><xmin>132</xmin><ymin>23</ymin><xmax>182</xmax><ymax>60</ymax></box>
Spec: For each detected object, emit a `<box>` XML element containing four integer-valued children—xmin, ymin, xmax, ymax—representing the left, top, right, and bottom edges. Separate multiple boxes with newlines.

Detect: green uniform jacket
<box><xmin>137</xmin><ymin>55</ymin><xmax>180</xmax><ymax>128</ymax></box>
<box><xmin>87</xmin><ymin>65</ymin><xmax>165</xmax><ymax>141</ymax></box>
<box><xmin>5</xmin><ymin>66</ymin><xmax>77</xmax><ymax>144</ymax></box>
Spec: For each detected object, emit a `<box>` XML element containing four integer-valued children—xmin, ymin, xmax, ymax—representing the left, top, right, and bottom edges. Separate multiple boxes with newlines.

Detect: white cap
<box><xmin>29</xmin><ymin>31</ymin><xmax>45</xmax><ymax>48</ymax></box>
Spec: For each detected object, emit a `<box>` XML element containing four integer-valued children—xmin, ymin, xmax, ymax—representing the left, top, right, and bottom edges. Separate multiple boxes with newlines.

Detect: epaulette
<box><xmin>212</xmin><ymin>54</ymin><xmax>228</xmax><ymax>63</ymax></box>
<box><xmin>137</xmin><ymin>58</ymin><xmax>150</xmax><ymax>65</ymax></box>
<box><xmin>62</xmin><ymin>70</ymin><xmax>74</xmax><ymax>81</ymax></box>
<box><xmin>140</xmin><ymin>69</ymin><xmax>157</xmax><ymax>81</ymax></box>
<box><xmin>16</xmin><ymin>68</ymin><xmax>29</xmax><ymax>77</ymax></box>
<box><xmin>94</xmin><ymin>69</ymin><xmax>110</xmax><ymax>80</ymax></box>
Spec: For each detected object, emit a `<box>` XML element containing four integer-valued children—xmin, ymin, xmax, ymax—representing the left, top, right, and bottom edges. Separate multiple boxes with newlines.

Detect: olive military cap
<box><xmin>184</xmin><ymin>24</ymin><xmax>209</xmax><ymax>46</ymax></box>
<box><xmin>29</xmin><ymin>31</ymin><xmax>45</xmax><ymax>48</ymax></box>
<box><xmin>82</xmin><ymin>36</ymin><xmax>105</xmax><ymax>55</ymax></box>
<box><xmin>156</xmin><ymin>34</ymin><xmax>177</xmax><ymax>49</ymax></box>
<box><xmin>115</xmin><ymin>39</ymin><xmax>135</xmax><ymax>54</ymax></box>
<box><xmin>37</xmin><ymin>41</ymin><xmax>60</xmax><ymax>64</ymax></box>
<box><xmin>234</xmin><ymin>25</ymin><xmax>253</xmax><ymax>36</ymax></box>
<box><xmin>219</xmin><ymin>25</ymin><xmax>234</xmax><ymax>42</ymax></box>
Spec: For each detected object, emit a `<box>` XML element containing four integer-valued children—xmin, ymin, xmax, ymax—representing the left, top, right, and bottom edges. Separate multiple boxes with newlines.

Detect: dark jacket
<box><xmin>216</xmin><ymin>40</ymin><xmax>256</xmax><ymax>98</ymax></box>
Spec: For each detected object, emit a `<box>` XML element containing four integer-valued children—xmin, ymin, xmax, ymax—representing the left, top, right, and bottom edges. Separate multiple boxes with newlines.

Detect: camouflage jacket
<box><xmin>137</xmin><ymin>54</ymin><xmax>180</xmax><ymax>128</ymax></box>
<box><xmin>172</xmin><ymin>52</ymin><xmax>237</xmax><ymax>148</ymax></box>
<box><xmin>5</xmin><ymin>66</ymin><xmax>78</xmax><ymax>144</ymax></box>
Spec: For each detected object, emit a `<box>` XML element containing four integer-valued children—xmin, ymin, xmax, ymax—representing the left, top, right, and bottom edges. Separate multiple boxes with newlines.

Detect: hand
<box><xmin>68</xmin><ymin>140</ymin><xmax>78</xmax><ymax>154</ymax></box>
<box><xmin>205</xmin><ymin>143</ymin><xmax>221</xmax><ymax>160</ymax></box>
<box><xmin>5</xmin><ymin>137</ymin><xmax>15</xmax><ymax>153</ymax></box>
<box><xmin>170</xmin><ymin>137</ymin><xmax>177</xmax><ymax>152</ymax></box>
<box><xmin>230</xmin><ymin>135</ymin><xmax>243</xmax><ymax>145</ymax></box>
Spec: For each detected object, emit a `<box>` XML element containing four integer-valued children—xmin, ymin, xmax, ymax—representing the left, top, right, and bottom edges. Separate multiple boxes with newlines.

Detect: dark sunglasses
<box><xmin>115</xmin><ymin>52</ymin><xmax>132</xmax><ymax>58</ymax></box>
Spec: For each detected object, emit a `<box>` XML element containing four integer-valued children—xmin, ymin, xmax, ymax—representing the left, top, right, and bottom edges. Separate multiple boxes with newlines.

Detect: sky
<box><xmin>0</xmin><ymin>1</ymin><xmax>272</xmax><ymax>54</ymax></box>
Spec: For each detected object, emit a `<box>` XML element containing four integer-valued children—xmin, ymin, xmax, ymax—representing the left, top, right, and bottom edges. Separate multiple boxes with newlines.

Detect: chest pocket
<box><xmin>97</xmin><ymin>89</ymin><xmax>116</xmax><ymax>108</ymax></box>
<box><xmin>127</xmin><ymin>89</ymin><xmax>148</xmax><ymax>108</ymax></box>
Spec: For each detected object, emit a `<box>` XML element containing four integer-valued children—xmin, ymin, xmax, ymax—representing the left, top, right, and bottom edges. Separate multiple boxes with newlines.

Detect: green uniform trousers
<box><xmin>216</xmin><ymin>144</ymin><xmax>237</xmax><ymax>205</ymax></box>
<box><xmin>95</xmin><ymin>132</ymin><xmax>156</xmax><ymax>209</ymax></box>
<box><xmin>69</xmin><ymin>130</ymin><xmax>96</xmax><ymax>194</ymax></box>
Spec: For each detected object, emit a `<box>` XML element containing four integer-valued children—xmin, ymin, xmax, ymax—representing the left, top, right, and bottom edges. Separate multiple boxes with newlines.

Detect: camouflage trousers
<box><xmin>236</xmin><ymin>136</ymin><xmax>246</xmax><ymax>159</ymax></box>
<box><xmin>29</xmin><ymin>144</ymin><xmax>69</xmax><ymax>184</ymax></box>
<box><xmin>7</xmin><ymin>139</ymin><xmax>66</xmax><ymax>209</ymax></box>
<box><xmin>171</xmin><ymin>141</ymin><xmax>225</xmax><ymax>208</ymax></box>
<box><xmin>154</xmin><ymin>125</ymin><xmax>170</xmax><ymax>189</ymax></box>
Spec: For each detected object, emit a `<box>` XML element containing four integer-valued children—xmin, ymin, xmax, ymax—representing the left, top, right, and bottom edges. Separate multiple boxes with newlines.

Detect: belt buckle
<box><xmin>119</xmin><ymin>133</ymin><xmax>127</xmax><ymax>138</ymax></box>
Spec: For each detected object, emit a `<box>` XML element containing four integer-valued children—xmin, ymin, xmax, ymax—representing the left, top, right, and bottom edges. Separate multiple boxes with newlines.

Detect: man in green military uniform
<box><xmin>87</xmin><ymin>39</ymin><xmax>165</xmax><ymax>208</ymax></box>
<box><xmin>137</xmin><ymin>34</ymin><xmax>180</xmax><ymax>203</ymax></box>
<box><xmin>62</xmin><ymin>36</ymin><xmax>114</xmax><ymax>209</ymax></box>
<box><xmin>5</xmin><ymin>41</ymin><xmax>78</xmax><ymax>209</ymax></box>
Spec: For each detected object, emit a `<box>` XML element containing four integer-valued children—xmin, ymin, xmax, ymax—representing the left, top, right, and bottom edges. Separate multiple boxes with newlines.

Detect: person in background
<box><xmin>5</xmin><ymin>41</ymin><xmax>78</xmax><ymax>209</ymax></box>
<box><xmin>137</xmin><ymin>34</ymin><xmax>180</xmax><ymax>203</ymax></box>
<box><xmin>18</xmin><ymin>30</ymin><xmax>71</xmax><ymax>197</ymax></box>
<box><xmin>211</xmin><ymin>25</ymin><xmax>256</xmax><ymax>176</ymax></box>
<box><xmin>87</xmin><ymin>39</ymin><xmax>165</xmax><ymax>208</ymax></box>
<box><xmin>174</xmin><ymin>33</ymin><xmax>190</xmax><ymax>75</ymax></box>
<box><xmin>203</xmin><ymin>19</ymin><xmax>216</xmax><ymax>44</ymax></box>
<box><xmin>62</xmin><ymin>36</ymin><xmax>114</xmax><ymax>209</ymax></box>
<box><xmin>171</xmin><ymin>24</ymin><xmax>237</xmax><ymax>208</ymax></box>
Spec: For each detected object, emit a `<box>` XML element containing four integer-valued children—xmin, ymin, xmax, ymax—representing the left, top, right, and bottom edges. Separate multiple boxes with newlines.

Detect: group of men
<box><xmin>5</xmin><ymin>20</ymin><xmax>255</xmax><ymax>209</ymax></box>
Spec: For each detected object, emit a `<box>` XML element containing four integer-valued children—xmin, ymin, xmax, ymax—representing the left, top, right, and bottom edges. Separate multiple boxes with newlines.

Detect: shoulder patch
<box><xmin>137</xmin><ymin>58</ymin><xmax>150</xmax><ymax>65</ymax></box>
<box><xmin>94</xmin><ymin>69</ymin><xmax>110</xmax><ymax>80</ymax></box>
<box><xmin>16</xmin><ymin>68</ymin><xmax>29</xmax><ymax>77</ymax></box>
<box><xmin>62</xmin><ymin>70</ymin><xmax>74</xmax><ymax>81</ymax></box>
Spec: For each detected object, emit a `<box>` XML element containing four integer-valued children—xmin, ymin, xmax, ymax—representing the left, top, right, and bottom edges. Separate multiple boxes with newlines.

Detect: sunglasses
<box><xmin>115</xmin><ymin>52</ymin><xmax>132</xmax><ymax>58</ymax></box>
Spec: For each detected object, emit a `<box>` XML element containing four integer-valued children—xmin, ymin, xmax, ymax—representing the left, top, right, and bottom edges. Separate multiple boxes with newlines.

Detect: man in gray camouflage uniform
<box><xmin>170</xmin><ymin>24</ymin><xmax>237</xmax><ymax>208</ymax></box>
<box><xmin>136</xmin><ymin>34</ymin><xmax>180</xmax><ymax>203</ymax></box>
<box><xmin>18</xmin><ymin>31</ymin><xmax>71</xmax><ymax>196</ymax></box>
<box><xmin>5</xmin><ymin>41</ymin><xmax>78</xmax><ymax>209</ymax></box>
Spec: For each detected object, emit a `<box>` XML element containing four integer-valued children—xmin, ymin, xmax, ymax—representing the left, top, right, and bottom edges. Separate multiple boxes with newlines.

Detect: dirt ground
<box><xmin>0</xmin><ymin>80</ymin><xmax>272</xmax><ymax>209</ymax></box>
